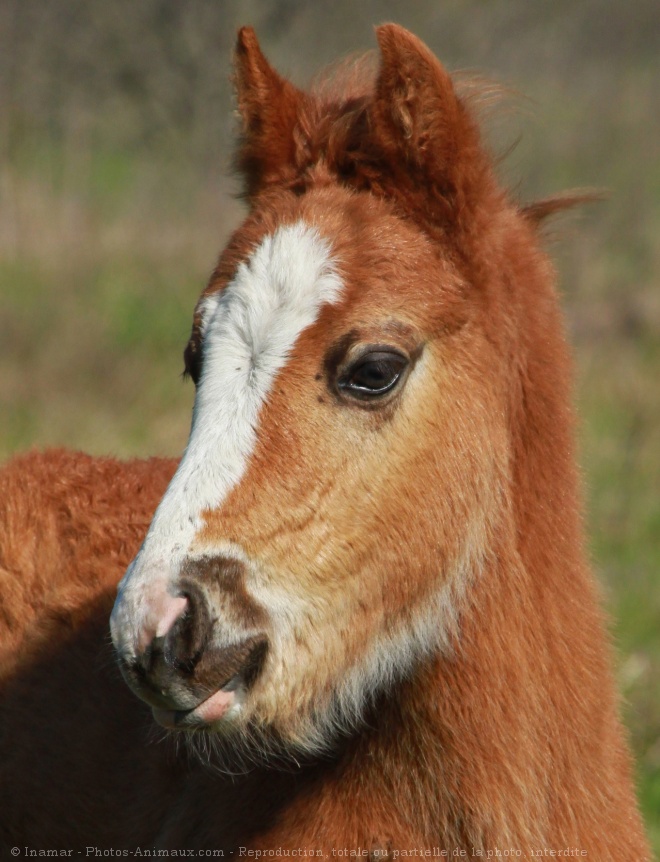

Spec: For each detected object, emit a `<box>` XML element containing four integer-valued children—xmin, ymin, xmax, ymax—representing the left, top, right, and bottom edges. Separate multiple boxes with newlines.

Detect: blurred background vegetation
<box><xmin>0</xmin><ymin>0</ymin><xmax>658</xmax><ymax>851</ymax></box>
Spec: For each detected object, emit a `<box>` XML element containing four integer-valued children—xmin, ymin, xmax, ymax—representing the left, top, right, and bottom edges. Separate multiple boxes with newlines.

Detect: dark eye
<box><xmin>183</xmin><ymin>338</ymin><xmax>202</xmax><ymax>386</ymax></box>
<box><xmin>338</xmin><ymin>350</ymin><xmax>408</xmax><ymax>400</ymax></box>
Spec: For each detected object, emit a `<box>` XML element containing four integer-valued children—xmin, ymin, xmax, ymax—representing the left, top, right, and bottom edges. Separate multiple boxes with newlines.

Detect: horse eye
<box><xmin>183</xmin><ymin>339</ymin><xmax>202</xmax><ymax>386</ymax></box>
<box><xmin>338</xmin><ymin>350</ymin><xmax>408</xmax><ymax>400</ymax></box>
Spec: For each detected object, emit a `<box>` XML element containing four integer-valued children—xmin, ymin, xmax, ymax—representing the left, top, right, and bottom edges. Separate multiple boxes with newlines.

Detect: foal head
<box><xmin>110</xmin><ymin>25</ymin><xmax>549</xmax><ymax>751</ymax></box>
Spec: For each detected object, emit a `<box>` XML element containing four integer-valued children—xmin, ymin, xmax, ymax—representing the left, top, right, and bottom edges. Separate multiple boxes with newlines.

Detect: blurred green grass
<box><xmin>0</xmin><ymin>0</ymin><xmax>658</xmax><ymax>853</ymax></box>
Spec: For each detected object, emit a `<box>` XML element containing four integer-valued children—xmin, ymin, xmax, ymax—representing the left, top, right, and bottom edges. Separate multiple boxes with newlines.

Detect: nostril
<box><xmin>136</xmin><ymin>591</ymin><xmax>188</xmax><ymax>655</ymax></box>
<box><xmin>164</xmin><ymin>585</ymin><xmax>211</xmax><ymax>675</ymax></box>
<box><xmin>155</xmin><ymin>595</ymin><xmax>188</xmax><ymax>639</ymax></box>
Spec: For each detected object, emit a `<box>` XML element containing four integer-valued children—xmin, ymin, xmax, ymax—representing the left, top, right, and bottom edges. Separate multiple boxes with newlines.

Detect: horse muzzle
<box><xmin>110</xmin><ymin>556</ymin><xmax>269</xmax><ymax>729</ymax></box>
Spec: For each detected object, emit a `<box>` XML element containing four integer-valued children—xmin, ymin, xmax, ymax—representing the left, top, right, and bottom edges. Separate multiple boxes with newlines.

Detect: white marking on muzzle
<box><xmin>111</xmin><ymin>221</ymin><xmax>343</xmax><ymax>657</ymax></box>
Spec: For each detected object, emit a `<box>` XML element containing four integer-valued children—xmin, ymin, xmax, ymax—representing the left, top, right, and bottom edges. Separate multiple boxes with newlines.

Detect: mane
<box><xmin>308</xmin><ymin>51</ymin><xmax>379</xmax><ymax>106</ymax></box>
<box><xmin>235</xmin><ymin>45</ymin><xmax>597</xmax><ymax>235</ymax></box>
<box><xmin>520</xmin><ymin>188</ymin><xmax>606</xmax><ymax>224</ymax></box>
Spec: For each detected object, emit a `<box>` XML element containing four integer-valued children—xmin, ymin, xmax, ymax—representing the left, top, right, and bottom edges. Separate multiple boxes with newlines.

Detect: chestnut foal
<box><xmin>0</xmin><ymin>25</ymin><xmax>650</xmax><ymax>859</ymax></box>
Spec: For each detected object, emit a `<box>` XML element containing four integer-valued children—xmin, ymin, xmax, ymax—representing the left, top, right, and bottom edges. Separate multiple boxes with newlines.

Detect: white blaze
<box><xmin>111</xmin><ymin>221</ymin><xmax>343</xmax><ymax>657</ymax></box>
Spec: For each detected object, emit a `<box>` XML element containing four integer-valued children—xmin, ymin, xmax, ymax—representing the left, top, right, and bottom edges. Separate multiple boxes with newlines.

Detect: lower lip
<box><xmin>152</xmin><ymin>688</ymin><xmax>236</xmax><ymax>730</ymax></box>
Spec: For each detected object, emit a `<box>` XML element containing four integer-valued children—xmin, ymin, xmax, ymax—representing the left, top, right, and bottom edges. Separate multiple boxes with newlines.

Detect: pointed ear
<box><xmin>233</xmin><ymin>27</ymin><xmax>304</xmax><ymax>198</ymax></box>
<box><xmin>369</xmin><ymin>24</ymin><xmax>489</xmax><ymax>228</ymax></box>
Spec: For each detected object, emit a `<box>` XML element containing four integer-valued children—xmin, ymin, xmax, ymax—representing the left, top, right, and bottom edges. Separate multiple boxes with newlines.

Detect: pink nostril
<box><xmin>155</xmin><ymin>596</ymin><xmax>189</xmax><ymax>638</ymax></box>
<box><xmin>137</xmin><ymin>591</ymin><xmax>188</xmax><ymax>655</ymax></box>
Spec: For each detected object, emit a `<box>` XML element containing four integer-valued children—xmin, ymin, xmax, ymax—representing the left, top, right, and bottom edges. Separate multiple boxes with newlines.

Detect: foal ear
<box><xmin>233</xmin><ymin>27</ymin><xmax>303</xmax><ymax>197</ymax></box>
<box><xmin>370</xmin><ymin>24</ymin><xmax>488</xmax><ymax>228</ymax></box>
